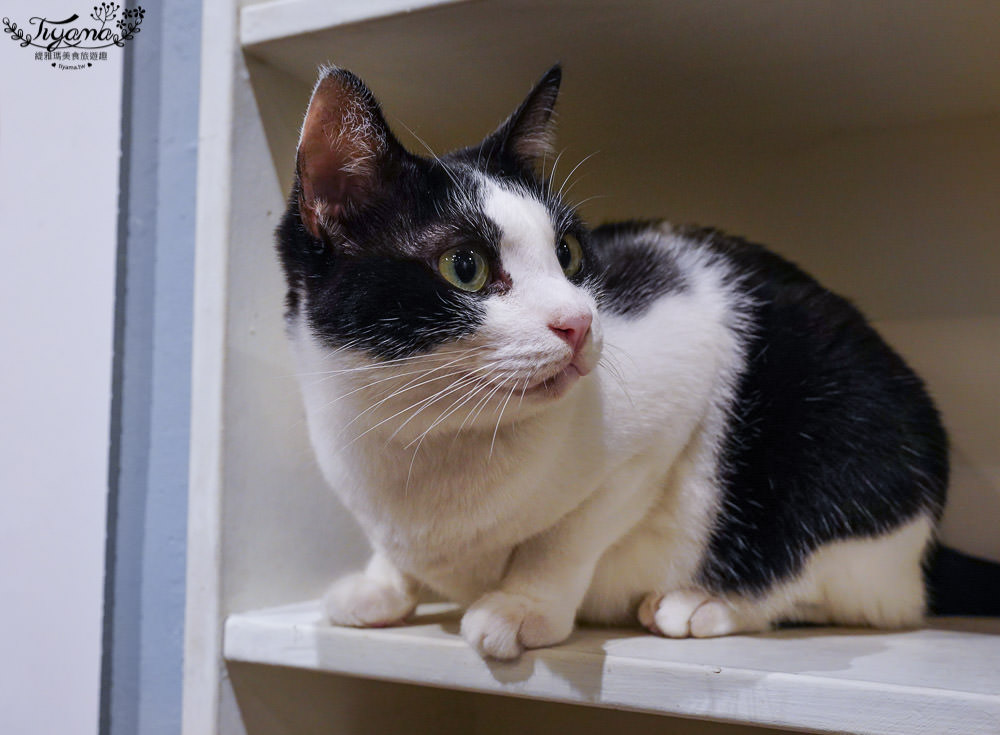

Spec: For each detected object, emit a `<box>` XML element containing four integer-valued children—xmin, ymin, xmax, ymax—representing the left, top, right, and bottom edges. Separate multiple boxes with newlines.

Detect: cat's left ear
<box><xmin>481</xmin><ymin>64</ymin><xmax>562</xmax><ymax>170</ymax></box>
<box><xmin>295</xmin><ymin>66</ymin><xmax>404</xmax><ymax>241</ymax></box>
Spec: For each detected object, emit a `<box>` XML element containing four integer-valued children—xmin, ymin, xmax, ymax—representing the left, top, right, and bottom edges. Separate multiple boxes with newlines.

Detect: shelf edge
<box><xmin>224</xmin><ymin>610</ymin><xmax>1000</xmax><ymax>735</ymax></box>
<box><xmin>241</xmin><ymin>0</ymin><xmax>473</xmax><ymax>49</ymax></box>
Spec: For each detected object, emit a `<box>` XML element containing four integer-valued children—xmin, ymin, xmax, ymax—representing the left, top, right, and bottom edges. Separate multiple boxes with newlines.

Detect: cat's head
<box><xmin>277</xmin><ymin>65</ymin><xmax>603</xmax><ymax>441</ymax></box>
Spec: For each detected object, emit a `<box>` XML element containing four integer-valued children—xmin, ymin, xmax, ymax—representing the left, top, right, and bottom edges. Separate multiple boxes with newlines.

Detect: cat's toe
<box><xmin>644</xmin><ymin>590</ymin><xmax>769</xmax><ymax>638</ymax></box>
<box><xmin>689</xmin><ymin>599</ymin><xmax>740</xmax><ymax>638</ymax></box>
<box><xmin>461</xmin><ymin>592</ymin><xmax>526</xmax><ymax>659</ymax></box>
<box><xmin>652</xmin><ymin>589</ymin><xmax>713</xmax><ymax>638</ymax></box>
<box><xmin>637</xmin><ymin>592</ymin><xmax>664</xmax><ymax>634</ymax></box>
<box><xmin>461</xmin><ymin>591</ymin><xmax>574</xmax><ymax>660</ymax></box>
<box><xmin>323</xmin><ymin>572</ymin><xmax>416</xmax><ymax>628</ymax></box>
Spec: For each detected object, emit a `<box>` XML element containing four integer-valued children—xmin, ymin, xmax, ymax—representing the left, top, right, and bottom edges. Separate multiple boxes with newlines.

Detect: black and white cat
<box><xmin>276</xmin><ymin>65</ymin><xmax>998</xmax><ymax>659</ymax></box>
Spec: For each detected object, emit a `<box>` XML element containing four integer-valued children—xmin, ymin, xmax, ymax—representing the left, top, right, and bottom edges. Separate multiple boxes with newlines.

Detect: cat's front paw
<box><xmin>323</xmin><ymin>572</ymin><xmax>417</xmax><ymax>628</ymax></box>
<box><xmin>460</xmin><ymin>590</ymin><xmax>575</xmax><ymax>660</ymax></box>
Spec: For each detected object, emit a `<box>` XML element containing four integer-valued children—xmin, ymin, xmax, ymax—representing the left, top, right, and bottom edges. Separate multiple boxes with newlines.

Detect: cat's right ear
<box><xmin>480</xmin><ymin>65</ymin><xmax>562</xmax><ymax>172</ymax></box>
<box><xmin>296</xmin><ymin>67</ymin><xmax>401</xmax><ymax>240</ymax></box>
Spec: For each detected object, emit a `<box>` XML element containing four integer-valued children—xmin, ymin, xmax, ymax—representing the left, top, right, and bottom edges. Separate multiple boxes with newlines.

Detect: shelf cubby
<box><xmin>186</xmin><ymin>1</ymin><xmax>1000</xmax><ymax>733</ymax></box>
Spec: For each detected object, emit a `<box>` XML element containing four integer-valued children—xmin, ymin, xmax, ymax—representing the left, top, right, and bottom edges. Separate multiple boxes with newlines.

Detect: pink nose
<box><xmin>549</xmin><ymin>312</ymin><xmax>592</xmax><ymax>355</ymax></box>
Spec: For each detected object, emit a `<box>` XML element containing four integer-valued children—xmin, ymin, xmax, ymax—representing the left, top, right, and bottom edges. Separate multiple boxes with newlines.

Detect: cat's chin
<box><xmin>525</xmin><ymin>362</ymin><xmax>585</xmax><ymax>401</ymax></box>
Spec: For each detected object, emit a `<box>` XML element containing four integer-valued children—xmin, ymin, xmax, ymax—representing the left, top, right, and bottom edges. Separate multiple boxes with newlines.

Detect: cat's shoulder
<box><xmin>586</xmin><ymin>220</ymin><xmax>687</xmax><ymax>318</ymax></box>
<box><xmin>589</xmin><ymin>220</ymin><xmax>839</xmax><ymax>311</ymax></box>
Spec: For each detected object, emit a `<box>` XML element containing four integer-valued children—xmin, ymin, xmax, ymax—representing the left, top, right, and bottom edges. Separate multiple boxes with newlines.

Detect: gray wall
<box><xmin>102</xmin><ymin>2</ymin><xmax>202</xmax><ymax>734</ymax></box>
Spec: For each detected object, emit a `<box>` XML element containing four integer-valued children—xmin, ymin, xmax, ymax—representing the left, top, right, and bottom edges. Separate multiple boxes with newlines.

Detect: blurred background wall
<box><xmin>0</xmin><ymin>1</ymin><xmax>200</xmax><ymax>733</ymax></box>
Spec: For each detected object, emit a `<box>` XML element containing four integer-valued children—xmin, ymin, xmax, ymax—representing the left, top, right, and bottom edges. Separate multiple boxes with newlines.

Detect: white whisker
<box><xmin>489</xmin><ymin>381</ymin><xmax>520</xmax><ymax>459</ymax></box>
<box><xmin>396</xmin><ymin>119</ymin><xmax>465</xmax><ymax>191</ymax></box>
<box><xmin>293</xmin><ymin>346</ymin><xmax>482</xmax><ymax>379</ymax></box>
<box><xmin>339</xmin><ymin>366</ymin><xmax>474</xmax><ymax>439</ymax></box>
<box><xmin>408</xmin><ymin>367</ymin><xmax>505</xmax><ymax>449</ymax></box>
<box><xmin>557</xmin><ymin>150</ymin><xmax>598</xmax><ymax>202</ymax></box>
<box><xmin>387</xmin><ymin>363</ymin><xmax>499</xmax><ymax>443</ymax></box>
<box><xmin>401</xmin><ymin>368</ymin><xmax>504</xmax><ymax>491</ymax></box>
<box><xmin>462</xmin><ymin>379</ymin><xmax>508</xmax><ymax>433</ymax></box>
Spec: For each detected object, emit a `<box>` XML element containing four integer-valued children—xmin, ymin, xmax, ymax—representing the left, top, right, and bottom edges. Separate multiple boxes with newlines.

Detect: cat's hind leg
<box><xmin>323</xmin><ymin>552</ymin><xmax>419</xmax><ymax>627</ymax></box>
<box><xmin>638</xmin><ymin>516</ymin><xmax>934</xmax><ymax>638</ymax></box>
<box><xmin>779</xmin><ymin>515</ymin><xmax>932</xmax><ymax>630</ymax></box>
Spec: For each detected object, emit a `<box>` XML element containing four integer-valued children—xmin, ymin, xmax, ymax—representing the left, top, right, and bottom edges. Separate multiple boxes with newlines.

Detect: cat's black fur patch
<box><xmin>277</xmin><ymin>161</ymin><xmax>503</xmax><ymax>359</ymax></box>
<box><xmin>683</xmin><ymin>226</ymin><xmax>949</xmax><ymax>596</ymax></box>
<box><xmin>587</xmin><ymin>221</ymin><xmax>687</xmax><ymax>317</ymax></box>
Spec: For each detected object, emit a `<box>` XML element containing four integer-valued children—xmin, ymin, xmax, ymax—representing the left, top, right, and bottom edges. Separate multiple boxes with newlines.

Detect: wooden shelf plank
<box><xmin>241</xmin><ymin>0</ymin><xmax>469</xmax><ymax>49</ymax></box>
<box><xmin>225</xmin><ymin>602</ymin><xmax>1000</xmax><ymax>735</ymax></box>
<box><xmin>238</xmin><ymin>0</ymin><xmax>1000</xmax><ymax>133</ymax></box>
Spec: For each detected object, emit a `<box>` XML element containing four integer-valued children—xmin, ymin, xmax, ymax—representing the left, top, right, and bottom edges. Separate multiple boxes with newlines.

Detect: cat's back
<box><xmin>588</xmin><ymin>220</ymin><xmax>948</xmax><ymax>599</ymax></box>
<box><xmin>691</xmin><ymin>225</ymin><xmax>948</xmax><ymax>592</ymax></box>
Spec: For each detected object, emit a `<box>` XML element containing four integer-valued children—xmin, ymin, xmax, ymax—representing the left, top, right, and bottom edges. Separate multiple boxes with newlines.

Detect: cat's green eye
<box><xmin>557</xmin><ymin>234</ymin><xmax>584</xmax><ymax>278</ymax></box>
<box><xmin>438</xmin><ymin>247</ymin><xmax>490</xmax><ymax>292</ymax></box>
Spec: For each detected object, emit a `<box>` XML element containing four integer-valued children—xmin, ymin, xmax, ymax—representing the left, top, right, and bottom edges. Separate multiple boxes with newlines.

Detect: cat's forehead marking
<box><xmin>478</xmin><ymin>176</ymin><xmax>558</xmax><ymax>272</ymax></box>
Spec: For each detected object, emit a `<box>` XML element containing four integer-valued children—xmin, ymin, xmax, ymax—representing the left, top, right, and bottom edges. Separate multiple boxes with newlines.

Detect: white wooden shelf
<box><xmin>241</xmin><ymin>0</ymin><xmax>466</xmax><ymax>49</ymax></box>
<box><xmin>240</xmin><ymin>0</ymin><xmax>1000</xmax><ymax>135</ymax></box>
<box><xmin>226</xmin><ymin>602</ymin><xmax>1000</xmax><ymax>735</ymax></box>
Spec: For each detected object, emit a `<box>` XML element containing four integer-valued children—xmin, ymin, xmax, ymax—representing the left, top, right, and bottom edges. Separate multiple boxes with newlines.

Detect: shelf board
<box><xmin>241</xmin><ymin>0</ymin><xmax>468</xmax><ymax>49</ymax></box>
<box><xmin>226</xmin><ymin>601</ymin><xmax>1000</xmax><ymax>735</ymax></box>
<box><xmin>239</xmin><ymin>0</ymin><xmax>1000</xmax><ymax>136</ymax></box>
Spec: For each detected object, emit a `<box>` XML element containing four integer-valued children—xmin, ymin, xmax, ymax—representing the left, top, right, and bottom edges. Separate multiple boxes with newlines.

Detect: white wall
<box><xmin>0</xmin><ymin>4</ymin><xmax>123</xmax><ymax>732</ymax></box>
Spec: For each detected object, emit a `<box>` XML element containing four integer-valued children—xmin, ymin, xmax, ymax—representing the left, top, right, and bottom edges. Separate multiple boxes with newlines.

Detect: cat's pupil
<box><xmin>453</xmin><ymin>250</ymin><xmax>479</xmax><ymax>283</ymax></box>
<box><xmin>557</xmin><ymin>241</ymin><xmax>572</xmax><ymax>269</ymax></box>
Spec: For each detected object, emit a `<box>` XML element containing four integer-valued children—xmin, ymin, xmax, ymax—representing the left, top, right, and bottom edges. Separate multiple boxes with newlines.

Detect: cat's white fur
<box><xmin>290</xmin><ymin>179</ymin><xmax>932</xmax><ymax>659</ymax></box>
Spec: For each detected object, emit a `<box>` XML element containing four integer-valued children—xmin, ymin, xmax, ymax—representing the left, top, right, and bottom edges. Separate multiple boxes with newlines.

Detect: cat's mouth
<box><xmin>524</xmin><ymin>359</ymin><xmax>589</xmax><ymax>399</ymax></box>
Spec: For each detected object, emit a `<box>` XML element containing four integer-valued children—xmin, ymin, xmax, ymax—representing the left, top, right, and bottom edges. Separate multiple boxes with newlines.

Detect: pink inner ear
<box><xmin>298</xmin><ymin>141</ymin><xmax>349</xmax><ymax>239</ymax></box>
<box><xmin>296</xmin><ymin>74</ymin><xmax>384</xmax><ymax>240</ymax></box>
